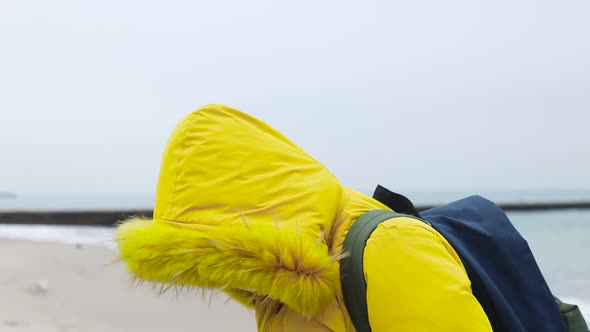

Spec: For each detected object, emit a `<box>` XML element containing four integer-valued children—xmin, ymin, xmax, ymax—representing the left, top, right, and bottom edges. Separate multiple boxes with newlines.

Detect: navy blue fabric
<box><xmin>420</xmin><ymin>195</ymin><xmax>565</xmax><ymax>332</ymax></box>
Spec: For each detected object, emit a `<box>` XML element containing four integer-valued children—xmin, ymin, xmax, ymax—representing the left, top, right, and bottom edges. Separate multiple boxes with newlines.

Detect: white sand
<box><xmin>0</xmin><ymin>239</ymin><xmax>256</xmax><ymax>332</ymax></box>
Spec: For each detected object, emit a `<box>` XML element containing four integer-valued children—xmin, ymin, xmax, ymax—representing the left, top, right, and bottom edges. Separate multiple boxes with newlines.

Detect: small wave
<box><xmin>0</xmin><ymin>224</ymin><xmax>115</xmax><ymax>249</ymax></box>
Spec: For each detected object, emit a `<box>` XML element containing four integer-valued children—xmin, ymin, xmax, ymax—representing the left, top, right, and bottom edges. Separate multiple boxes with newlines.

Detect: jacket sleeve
<box><xmin>363</xmin><ymin>217</ymin><xmax>493</xmax><ymax>332</ymax></box>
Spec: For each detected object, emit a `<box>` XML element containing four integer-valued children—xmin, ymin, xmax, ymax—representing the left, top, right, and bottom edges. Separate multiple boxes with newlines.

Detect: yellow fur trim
<box><xmin>116</xmin><ymin>217</ymin><xmax>341</xmax><ymax>317</ymax></box>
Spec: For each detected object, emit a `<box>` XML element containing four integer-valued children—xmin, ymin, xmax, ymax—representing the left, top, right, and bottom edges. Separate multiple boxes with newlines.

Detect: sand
<box><xmin>0</xmin><ymin>239</ymin><xmax>256</xmax><ymax>332</ymax></box>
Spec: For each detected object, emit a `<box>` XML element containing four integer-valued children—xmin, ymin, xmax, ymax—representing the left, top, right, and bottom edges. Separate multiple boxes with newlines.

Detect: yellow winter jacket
<box><xmin>116</xmin><ymin>104</ymin><xmax>492</xmax><ymax>332</ymax></box>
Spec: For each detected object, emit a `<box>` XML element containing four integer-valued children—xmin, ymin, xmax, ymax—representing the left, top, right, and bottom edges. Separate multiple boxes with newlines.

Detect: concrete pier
<box><xmin>1</xmin><ymin>201</ymin><xmax>589</xmax><ymax>226</ymax></box>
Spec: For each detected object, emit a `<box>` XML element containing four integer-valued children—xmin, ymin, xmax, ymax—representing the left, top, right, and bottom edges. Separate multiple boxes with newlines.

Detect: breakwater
<box><xmin>1</xmin><ymin>201</ymin><xmax>590</xmax><ymax>226</ymax></box>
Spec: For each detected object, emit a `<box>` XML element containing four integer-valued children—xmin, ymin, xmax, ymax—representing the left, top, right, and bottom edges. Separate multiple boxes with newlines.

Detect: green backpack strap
<box><xmin>555</xmin><ymin>297</ymin><xmax>589</xmax><ymax>332</ymax></box>
<box><xmin>340</xmin><ymin>210</ymin><xmax>429</xmax><ymax>332</ymax></box>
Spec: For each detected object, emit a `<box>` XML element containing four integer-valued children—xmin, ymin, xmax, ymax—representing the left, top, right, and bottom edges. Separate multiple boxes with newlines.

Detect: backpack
<box><xmin>340</xmin><ymin>185</ymin><xmax>588</xmax><ymax>332</ymax></box>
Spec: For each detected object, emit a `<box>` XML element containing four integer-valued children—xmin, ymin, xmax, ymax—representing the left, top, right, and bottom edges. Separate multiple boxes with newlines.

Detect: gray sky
<box><xmin>1</xmin><ymin>0</ymin><xmax>589</xmax><ymax>195</ymax></box>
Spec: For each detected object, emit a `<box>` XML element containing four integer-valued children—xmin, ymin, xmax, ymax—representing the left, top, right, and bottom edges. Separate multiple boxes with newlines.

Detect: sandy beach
<box><xmin>0</xmin><ymin>239</ymin><xmax>256</xmax><ymax>332</ymax></box>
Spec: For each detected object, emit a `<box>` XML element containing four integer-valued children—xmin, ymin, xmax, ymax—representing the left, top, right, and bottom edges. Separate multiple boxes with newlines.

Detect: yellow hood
<box><xmin>116</xmin><ymin>104</ymin><xmax>376</xmax><ymax>317</ymax></box>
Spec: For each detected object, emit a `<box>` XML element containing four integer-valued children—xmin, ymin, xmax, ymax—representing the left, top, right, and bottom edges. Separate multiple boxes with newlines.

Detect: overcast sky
<box><xmin>1</xmin><ymin>0</ymin><xmax>589</xmax><ymax>195</ymax></box>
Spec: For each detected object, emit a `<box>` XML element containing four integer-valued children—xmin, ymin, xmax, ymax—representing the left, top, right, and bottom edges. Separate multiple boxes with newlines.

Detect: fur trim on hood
<box><xmin>116</xmin><ymin>217</ymin><xmax>344</xmax><ymax>317</ymax></box>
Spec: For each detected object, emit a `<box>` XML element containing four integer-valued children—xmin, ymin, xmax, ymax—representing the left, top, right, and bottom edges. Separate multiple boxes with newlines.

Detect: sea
<box><xmin>0</xmin><ymin>190</ymin><xmax>589</xmax><ymax>318</ymax></box>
